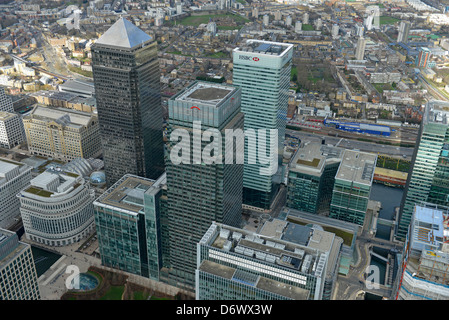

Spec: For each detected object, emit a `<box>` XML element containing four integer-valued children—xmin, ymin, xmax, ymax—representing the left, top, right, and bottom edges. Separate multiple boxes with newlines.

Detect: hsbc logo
<box><xmin>239</xmin><ymin>55</ymin><xmax>260</xmax><ymax>62</ymax></box>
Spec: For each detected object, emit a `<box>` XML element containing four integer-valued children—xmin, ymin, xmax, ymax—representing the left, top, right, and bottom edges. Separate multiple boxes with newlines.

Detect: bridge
<box><xmin>370</xmin><ymin>250</ymin><xmax>388</xmax><ymax>263</ymax></box>
<box><xmin>377</xmin><ymin>218</ymin><xmax>396</xmax><ymax>227</ymax></box>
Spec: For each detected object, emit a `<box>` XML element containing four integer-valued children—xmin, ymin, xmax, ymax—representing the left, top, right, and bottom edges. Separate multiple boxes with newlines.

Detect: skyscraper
<box><xmin>233</xmin><ymin>40</ymin><xmax>293</xmax><ymax>210</ymax></box>
<box><xmin>355</xmin><ymin>36</ymin><xmax>366</xmax><ymax>61</ymax></box>
<box><xmin>91</xmin><ymin>17</ymin><xmax>164</xmax><ymax>186</ymax></box>
<box><xmin>397</xmin><ymin>101</ymin><xmax>449</xmax><ymax>240</ymax></box>
<box><xmin>397</xmin><ymin>21</ymin><xmax>410</xmax><ymax>43</ymax></box>
<box><xmin>165</xmin><ymin>81</ymin><xmax>244</xmax><ymax>290</ymax></box>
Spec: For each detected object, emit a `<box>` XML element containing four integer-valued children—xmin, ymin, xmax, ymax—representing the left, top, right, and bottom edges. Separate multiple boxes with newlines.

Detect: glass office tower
<box><xmin>93</xmin><ymin>173</ymin><xmax>166</xmax><ymax>280</ymax></box>
<box><xmin>287</xmin><ymin>143</ymin><xmax>343</xmax><ymax>214</ymax></box>
<box><xmin>397</xmin><ymin>101</ymin><xmax>449</xmax><ymax>240</ymax></box>
<box><xmin>329</xmin><ymin>149</ymin><xmax>377</xmax><ymax>226</ymax></box>
<box><xmin>165</xmin><ymin>81</ymin><xmax>244</xmax><ymax>290</ymax></box>
<box><xmin>233</xmin><ymin>40</ymin><xmax>293</xmax><ymax>210</ymax></box>
<box><xmin>91</xmin><ymin>17</ymin><xmax>164</xmax><ymax>186</ymax></box>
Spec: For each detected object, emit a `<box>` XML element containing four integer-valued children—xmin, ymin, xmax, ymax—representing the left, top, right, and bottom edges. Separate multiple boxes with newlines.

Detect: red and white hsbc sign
<box><xmin>239</xmin><ymin>55</ymin><xmax>260</xmax><ymax>62</ymax></box>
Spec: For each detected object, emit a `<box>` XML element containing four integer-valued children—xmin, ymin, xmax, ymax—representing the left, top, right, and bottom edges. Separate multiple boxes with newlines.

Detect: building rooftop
<box><xmin>198</xmin><ymin>260</ymin><xmax>310</xmax><ymax>300</ymax></box>
<box><xmin>0</xmin><ymin>111</ymin><xmax>17</xmax><ymax>121</ymax></box>
<box><xmin>94</xmin><ymin>17</ymin><xmax>152</xmax><ymax>49</ymax></box>
<box><xmin>94</xmin><ymin>174</ymin><xmax>167</xmax><ymax>216</ymax></box>
<box><xmin>424</xmin><ymin>100</ymin><xmax>449</xmax><ymax>125</ymax></box>
<box><xmin>336</xmin><ymin>149</ymin><xmax>377</xmax><ymax>186</ymax></box>
<box><xmin>289</xmin><ymin>143</ymin><xmax>343</xmax><ymax>177</ymax></box>
<box><xmin>235</xmin><ymin>40</ymin><xmax>293</xmax><ymax>57</ymax></box>
<box><xmin>174</xmin><ymin>81</ymin><xmax>235</xmax><ymax>107</ymax></box>
<box><xmin>26</xmin><ymin>105</ymin><xmax>94</xmax><ymax>128</ymax></box>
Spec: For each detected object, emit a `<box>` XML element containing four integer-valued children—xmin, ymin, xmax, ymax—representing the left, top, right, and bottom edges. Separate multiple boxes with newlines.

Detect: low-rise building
<box><xmin>0</xmin><ymin>158</ymin><xmax>32</xmax><ymax>229</ymax></box>
<box><xmin>18</xmin><ymin>169</ymin><xmax>96</xmax><ymax>246</ymax></box>
<box><xmin>0</xmin><ymin>228</ymin><xmax>40</xmax><ymax>300</ymax></box>
<box><xmin>23</xmin><ymin>105</ymin><xmax>101</xmax><ymax>162</ymax></box>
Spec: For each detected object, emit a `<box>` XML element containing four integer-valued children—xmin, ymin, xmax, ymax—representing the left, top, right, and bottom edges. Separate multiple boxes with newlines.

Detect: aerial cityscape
<box><xmin>1</xmin><ymin>0</ymin><xmax>449</xmax><ymax>307</ymax></box>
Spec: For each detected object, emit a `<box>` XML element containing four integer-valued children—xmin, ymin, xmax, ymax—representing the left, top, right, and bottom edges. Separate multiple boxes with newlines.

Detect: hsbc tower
<box><xmin>233</xmin><ymin>40</ymin><xmax>293</xmax><ymax>210</ymax></box>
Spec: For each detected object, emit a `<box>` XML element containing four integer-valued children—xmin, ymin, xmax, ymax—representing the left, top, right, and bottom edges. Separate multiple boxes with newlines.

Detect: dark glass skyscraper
<box><xmin>91</xmin><ymin>18</ymin><xmax>164</xmax><ymax>186</ymax></box>
<box><xmin>164</xmin><ymin>81</ymin><xmax>244</xmax><ymax>290</ymax></box>
<box><xmin>397</xmin><ymin>101</ymin><xmax>449</xmax><ymax>240</ymax></box>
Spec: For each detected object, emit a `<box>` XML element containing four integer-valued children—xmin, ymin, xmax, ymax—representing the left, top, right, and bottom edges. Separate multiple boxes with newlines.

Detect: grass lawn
<box><xmin>100</xmin><ymin>286</ymin><xmax>124</xmax><ymax>300</ymax></box>
<box><xmin>302</xmin><ymin>24</ymin><xmax>314</xmax><ymax>31</ymax></box>
<box><xmin>379</xmin><ymin>16</ymin><xmax>400</xmax><ymax>25</ymax></box>
<box><xmin>133</xmin><ymin>291</ymin><xmax>150</xmax><ymax>300</ymax></box>
<box><xmin>206</xmin><ymin>51</ymin><xmax>228</xmax><ymax>58</ymax></box>
<box><xmin>373</xmin><ymin>83</ymin><xmax>394</xmax><ymax>94</ymax></box>
<box><xmin>178</xmin><ymin>13</ymin><xmax>249</xmax><ymax>27</ymax></box>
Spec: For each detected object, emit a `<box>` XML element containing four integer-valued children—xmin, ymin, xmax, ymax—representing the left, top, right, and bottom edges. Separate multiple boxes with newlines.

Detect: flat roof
<box><xmin>235</xmin><ymin>40</ymin><xmax>293</xmax><ymax>57</ymax></box>
<box><xmin>174</xmin><ymin>82</ymin><xmax>235</xmax><ymax>107</ymax></box>
<box><xmin>424</xmin><ymin>100</ymin><xmax>449</xmax><ymax>125</ymax></box>
<box><xmin>336</xmin><ymin>149</ymin><xmax>377</xmax><ymax>186</ymax></box>
<box><xmin>98</xmin><ymin>175</ymin><xmax>155</xmax><ymax>214</ymax></box>
<box><xmin>198</xmin><ymin>260</ymin><xmax>310</xmax><ymax>300</ymax></box>
<box><xmin>290</xmin><ymin>143</ymin><xmax>343</xmax><ymax>176</ymax></box>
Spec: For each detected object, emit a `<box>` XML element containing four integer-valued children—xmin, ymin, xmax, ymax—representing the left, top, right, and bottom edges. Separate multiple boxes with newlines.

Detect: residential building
<box><xmin>94</xmin><ymin>173</ymin><xmax>167</xmax><ymax>280</ymax></box>
<box><xmin>415</xmin><ymin>47</ymin><xmax>432</xmax><ymax>69</ymax></box>
<box><xmin>355</xmin><ymin>37</ymin><xmax>366</xmax><ymax>61</ymax></box>
<box><xmin>165</xmin><ymin>81</ymin><xmax>244</xmax><ymax>290</ymax></box>
<box><xmin>397</xmin><ymin>21</ymin><xmax>411</xmax><ymax>43</ymax></box>
<box><xmin>287</xmin><ymin>143</ymin><xmax>343</xmax><ymax>215</ymax></box>
<box><xmin>196</xmin><ymin>220</ymin><xmax>343</xmax><ymax>300</ymax></box>
<box><xmin>233</xmin><ymin>40</ymin><xmax>293</xmax><ymax>210</ymax></box>
<box><xmin>398</xmin><ymin>101</ymin><xmax>449</xmax><ymax>241</ymax></box>
<box><xmin>0</xmin><ymin>229</ymin><xmax>40</xmax><ymax>300</ymax></box>
<box><xmin>23</xmin><ymin>105</ymin><xmax>101</xmax><ymax>162</ymax></box>
<box><xmin>0</xmin><ymin>158</ymin><xmax>32</xmax><ymax>229</ymax></box>
<box><xmin>18</xmin><ymin>169</ymin><xmax>95</xmax><ymax>246</ymax></box>
<box><xmin>329</xmin><ymin>149</ymin><xmax>377</xmax><ymax>226</ymax></box>
<box><xmin>91</xmin><ymin>17</ymin><xmax>164</xmax><ymax>186</ymax></box>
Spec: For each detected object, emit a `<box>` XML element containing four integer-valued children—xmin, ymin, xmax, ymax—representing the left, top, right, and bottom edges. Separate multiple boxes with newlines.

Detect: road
<box><xmin>286</xmin><ymin>130</ymin><xmax>415</xmax><ymax>159</ymax></box>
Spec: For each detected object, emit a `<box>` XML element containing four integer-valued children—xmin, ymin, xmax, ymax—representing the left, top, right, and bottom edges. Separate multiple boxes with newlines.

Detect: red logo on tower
<box><xmin>253</xmin><ymin>57</ymin><xmax>259</xmax><ymax>61</ymax></box>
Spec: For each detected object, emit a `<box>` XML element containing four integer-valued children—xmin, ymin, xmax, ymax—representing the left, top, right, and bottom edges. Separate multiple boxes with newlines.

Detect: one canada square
<box><xmin>91</xmin><ymin>18</ymin><xmax>164</xmax><ymax>186</ymax></box>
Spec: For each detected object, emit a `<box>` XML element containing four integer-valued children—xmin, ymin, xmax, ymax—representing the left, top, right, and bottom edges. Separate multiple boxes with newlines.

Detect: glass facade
<box><xmin>329</xmin><ymin>179</ymin><xmax>371</xmax><ymax>226</ymax></box>
<box><xmin>287</xmin><ymin>162</ymin><xmax>340</xmax><ymax>214</ymax></box>
<box><xmin>398</xmin><ymin>117</ymin><xmax>449</xmax><ymax>240</ymax></box>
<box><xmin>91</xmin><ymin>22</ymin><xmax>164</xmax><ymax>187</ymax></box>
<box><xmin>94</xmin><ymin>174</ymin><xmax>166</xmax><ymax>280</ymax></box>
<box><xmin>233</xmin><ymin>41</ymin><xmax>293</xmax><ymax>210</ymax></box>
<box><xmin>165</xmin><ymin>82</ymin><xmax>244</xmax><ymax>290</ymax></box>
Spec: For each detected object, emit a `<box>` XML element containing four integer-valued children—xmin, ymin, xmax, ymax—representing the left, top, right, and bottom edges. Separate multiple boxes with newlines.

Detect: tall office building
<box><xmin>196</xmin><ymin>220</ymin><xmax>342</xmax><ymax>300</ymax></box>
<box><xmin>329</xmin><ymin>149</ymin><xmax>377</xmax><ymax>226</ymax></box>
<box><xmin>287</xmin><ymin>143</ymin><xmax>343</xmax><ymax>215</ymax></box>
<box><xmin>94</xmin><ymin>173</ymin><xmax>167</xmax><ymax>280</ymax></box>
<box><xmin>233</xmin><ymin>40</ymin><xmax>293</xmax><ymax>210</ymax></box>
<box><xmin>0</xmin><ymin>111</ymin><xmax>25</xmax><ymax>149</ymax></box>
<box><xmin>415</xmin><ymin>47</ymin><xmax>432</xmax><ymax>69</ymax></box>
<box><xmin>331</xmin><ymin>24</ymin><xmax>340</xmax><ymax>39</ymax></box>
<box><xmin>355</xmin><ymin>36</ymin><xmax>366</xmax><ymax>61</ymax></box>
<box><xmin>91</xmin><ymin>17</ymin><xmax>164</xmax><ymax>186</ymax></box>
<box><xmin>0</xmin><ymin>158</ymin><xmax>32</xmax><ymax>229</ymax></box>
<box><xmin>397</xmin><ymin>101</ymin><xmax>449</xmax><ymax>240</ymax></box>
<box><xmin>165</xmin><ymin>81</ymin><xmax>244</xmax><ymax>290</ymax></box>
<box><xmin>397</xmin><ymin>21</ymin><xmax>411</xmax><ymax>43</ymax></box>
<box><xmin>19</xmin><ymin>169</ymin><xmax>95</xmax><ymax>246</ymax></box>
<box><xmin>0</xmin><ymin>228</ymin><xmax>40</xmax><ymax>300</ymax></box>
